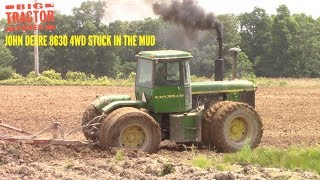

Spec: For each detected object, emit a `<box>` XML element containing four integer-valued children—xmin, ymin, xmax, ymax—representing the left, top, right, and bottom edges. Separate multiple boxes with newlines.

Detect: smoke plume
<box><xmin>103</xmin><ymin>0</ymin><xmax>156</xmax><ymax>23</ymax></box>
<box><xmin>152</xmin><ymin>0</ymin><xmax>222</xmax><ymax>37</ymax></box>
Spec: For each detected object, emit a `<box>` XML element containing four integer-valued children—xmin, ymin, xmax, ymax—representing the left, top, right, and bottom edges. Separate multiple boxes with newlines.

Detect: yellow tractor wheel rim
<box><xmin>229</xmin><ymin>117</ymin><xmax>247</xmax><ymax>142</ymax></box>
<box><xmin>120</xmin><ymin>125</ymin><xmax>145</xmax><ymax>148</ymax></box>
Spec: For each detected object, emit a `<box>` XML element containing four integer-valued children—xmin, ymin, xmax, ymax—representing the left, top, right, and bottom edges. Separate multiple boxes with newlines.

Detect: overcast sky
<box><xmin>1</xmin><ymin>0</ymin><xmax>320</xmax><ymax>22</ymax></box>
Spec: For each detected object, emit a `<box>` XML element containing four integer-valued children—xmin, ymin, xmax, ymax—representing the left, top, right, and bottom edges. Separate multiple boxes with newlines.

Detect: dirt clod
<box><xmin>215</xmin><ymin>172</ymin><xmax>235</xmax><ymax>180</ymax></box>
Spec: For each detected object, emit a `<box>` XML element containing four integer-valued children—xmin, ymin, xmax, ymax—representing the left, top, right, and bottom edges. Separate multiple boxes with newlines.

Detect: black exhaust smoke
<box><xmin>153</xmin><ymin>0</ymin><xmax>224</xmax><ymax>81</ymax></box>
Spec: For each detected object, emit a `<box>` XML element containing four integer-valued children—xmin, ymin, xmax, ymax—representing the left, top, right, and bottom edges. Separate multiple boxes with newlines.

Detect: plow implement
<box><xmin>0</xmin><ymin>119</ymin><xmax>91</xmax><ymax>146</ymax></box>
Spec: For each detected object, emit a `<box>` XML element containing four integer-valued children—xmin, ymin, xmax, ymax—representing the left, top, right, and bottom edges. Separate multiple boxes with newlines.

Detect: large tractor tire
<box><xmin>82</xmin><ymin>105</ymin><xmax>102</xmax><ymax>140</ymax></box>
<box><xmin>203</xmin><ymin>101</ymin><xmax>231</xmax><ymax>146</ymax></box>
<box><xmin>208</xmin><ymin>102</ymin><xmax>263</xmax><ymax>152</ymax></box>
<box><xmin>99</xmin><ymin>107</ymin><xmax>161</xmax><ymax>153</ymax></box>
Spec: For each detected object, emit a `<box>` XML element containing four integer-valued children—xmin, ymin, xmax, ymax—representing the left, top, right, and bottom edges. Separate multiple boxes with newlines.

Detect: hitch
<box><xmin>0</xmin><ymin>119</ymin><xmax>96</xmax><ymax>146</ymax></box>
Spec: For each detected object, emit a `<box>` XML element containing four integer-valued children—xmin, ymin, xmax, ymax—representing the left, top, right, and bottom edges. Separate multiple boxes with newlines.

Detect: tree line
<box><xmin>0</xmin><ymin>1</ymin><xmax>319</xmax><ymax>79</ymax></box>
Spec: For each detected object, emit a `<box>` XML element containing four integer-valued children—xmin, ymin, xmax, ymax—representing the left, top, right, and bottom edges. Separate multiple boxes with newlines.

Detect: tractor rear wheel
<box><xmin>99</xmin><ymin>107</ymin><xmax>161</xmax><ymax>153</ymax></box>
<box><xmin>209</xmin><ymin>102</ymin><xmax>262</xmax><ymax>152</ymax></box>
<box><xmin>203</xmin><ymin>101</ymin><xmax>231</xmax><ymax>146</ymax></box>
<box><xmin>82</xmin><ymin>105</ymin><xmax>101</xmax><ymax>140</ymax></box>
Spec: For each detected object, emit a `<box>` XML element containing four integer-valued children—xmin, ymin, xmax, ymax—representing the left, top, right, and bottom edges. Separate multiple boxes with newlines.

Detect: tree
<box><xmin>239</xmin><ymin>7</ymin><xmax>272</xmax><ymax>76</ymax></box>
<box><xmin>290</xmin><ymin>13</ymin><xmax>320</xmax><ymax>77</ymax></box>
<box><xmin>0</xmin><ymin>40</ymin><xmax>15</xmax><ymax>67</ymax></box>
<box><xmin>1</xmin><ymin>1</ymin><xmax>319</xmax><ymax>78</ymax></box>
<box><xmin>73</xmin><ymin>0</ymin><xmax>106</xmax><ymax>27</ymax></box>
<box><xmin>269</xmin><ymin>5</ymin><xmax>298</xmax><ymax>77</ymax></box>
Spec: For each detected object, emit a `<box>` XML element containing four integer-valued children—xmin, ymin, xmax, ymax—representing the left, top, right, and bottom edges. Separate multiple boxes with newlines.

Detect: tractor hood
<box><xmin>191</xmin><ymin>80</ymin><xmax>256</xmax><ymax>94</ymax></box>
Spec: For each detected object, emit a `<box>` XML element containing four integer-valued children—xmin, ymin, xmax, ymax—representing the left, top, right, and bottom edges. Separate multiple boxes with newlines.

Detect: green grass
<box><xmin>191</xmin><ymin>154</ymin><xmax>230</xmax><ymax>171</ymax></box>
<box><xmin>0</xmin><ymin>75</ymin><xmax>135</xmax><ymax>86</ymax></box>
<box><xmin>191</xmin><ymin>155</ymin><xmax>213</xmax><ymax>169</ymax></box>
<box><xmin>114</xmin><ymin>150</ymin><xmax>126</xmax><ymax>161</ymax></box>
<box><xmin>251</xmin><ymin>77</ymin><xmax>289</xmax><ymax>86</ymax></box>
<box><xmin>224</xmin><ymin>145</ymin><xmax>320</xmax><ymax>175</ymax></box>
<box><xmin>249</xmin><ymin>77</ymin><xmax>320</xmax><ymax>87</ymax></box>
<box><xmin>192</xmin><ymin>75</ymin><xmax>320</xmax><ymax>87</ymax></box>
<box><xmin>0</xmin><ymin>70</ymin><xmax>135</xmax><ymax>86</ymax></box>
<box><xmin>190</xmin><ymin>76</ymin><xmax>320</xmax><ymax>87</ymax></box>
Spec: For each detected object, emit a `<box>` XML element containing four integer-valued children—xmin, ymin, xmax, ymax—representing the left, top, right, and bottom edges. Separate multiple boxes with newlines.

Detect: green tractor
<box><xmin>82</xmin><ymin>37</ymin><xmax>262</xmax><ymax>153</ymax></box>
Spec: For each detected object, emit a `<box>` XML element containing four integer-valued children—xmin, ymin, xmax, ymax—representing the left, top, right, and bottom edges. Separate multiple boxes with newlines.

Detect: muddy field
<box><xmin>1</xmin><ymin>85</ymin><xmax>320</xmax><ymax>179</ymax></box>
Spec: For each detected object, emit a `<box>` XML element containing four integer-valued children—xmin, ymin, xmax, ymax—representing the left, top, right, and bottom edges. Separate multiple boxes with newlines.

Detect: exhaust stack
<box><xmin>229</xmin><ymin>47</ymin><xmax>242</xmax><ymax>80</ymax></box>
<box><xmin>215</xmin><ymin>29</ymin><xmax>223</xmax><ymax>81</ymax></box>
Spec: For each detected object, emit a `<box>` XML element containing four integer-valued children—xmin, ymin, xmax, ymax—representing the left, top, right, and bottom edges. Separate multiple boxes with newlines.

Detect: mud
<box><xmin>1</xmin><ymin>85</ymin><xmax>320</xmax><ymax>179</ymax></box>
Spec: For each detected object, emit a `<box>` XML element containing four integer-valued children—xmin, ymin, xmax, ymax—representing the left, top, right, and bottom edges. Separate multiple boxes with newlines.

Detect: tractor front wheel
<box><xmin>99</xmin><ymin>107</ymin><xmax>161</xmax><ymax>153</ymax></box>
<box><xmin>208</xmin><ymin>102</ymin><xmax>263</xmax><ymax>152</ymax></box>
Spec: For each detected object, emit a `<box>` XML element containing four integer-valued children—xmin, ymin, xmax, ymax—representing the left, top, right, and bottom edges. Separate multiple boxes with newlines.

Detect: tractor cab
<box><xmin>135</xmin><ymin>50</ymin><xmax>193</xmax><ymax>113</ymax></box>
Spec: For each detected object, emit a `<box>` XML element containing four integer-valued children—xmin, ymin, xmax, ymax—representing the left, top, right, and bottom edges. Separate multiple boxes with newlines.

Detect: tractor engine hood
<box><xmin>191</xmin><ymin>80</ymin><xmax>256</xmax><ymax>95</ymax></box>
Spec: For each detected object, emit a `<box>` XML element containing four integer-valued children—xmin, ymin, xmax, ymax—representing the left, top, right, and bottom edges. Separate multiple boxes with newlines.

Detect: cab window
<box><xmin>136</xmin><ymin>58</ymin><xmax>153</xmax><ymax>87</ymax></box>
<box><xmin>155</xmin><ymin>62</ymin><xmax>182</xmax><ymax>86</ymax></box>
<box><xmin>183</xmin><ymin>61</ymin><xmax>191</xmax><ymax>84</ymax></box>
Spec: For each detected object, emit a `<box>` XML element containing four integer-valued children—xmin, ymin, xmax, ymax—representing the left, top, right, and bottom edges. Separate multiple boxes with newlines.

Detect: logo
<box><xmin>5</xmin><ymin>3</ymin><xmax>55</xmax><ymax>32</ymax></box>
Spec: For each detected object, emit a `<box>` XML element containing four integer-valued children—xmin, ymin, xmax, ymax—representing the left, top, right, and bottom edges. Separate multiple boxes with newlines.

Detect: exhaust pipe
<box><xmin>229</xmin><ymin>47</ymin><xmax>242</xmax><ymax>80</ymax></box>
<box><xmin>215</xmin><ymin>29</ymin><xmax>223</xmax><ymax>81</ymax></box>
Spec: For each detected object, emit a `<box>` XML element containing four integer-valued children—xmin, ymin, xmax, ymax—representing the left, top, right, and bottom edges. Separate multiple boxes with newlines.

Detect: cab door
<box><xmin>153</xmin><ymin>61</ymin><xmax>185</xmax><ymax>113</ymax></box>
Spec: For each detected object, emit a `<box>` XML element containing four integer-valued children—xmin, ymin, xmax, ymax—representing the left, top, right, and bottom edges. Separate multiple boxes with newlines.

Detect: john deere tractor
<box><xmin>82</xmin><ymin>35</ymin><xmax>263</xmax><ymax>153</ymax></box>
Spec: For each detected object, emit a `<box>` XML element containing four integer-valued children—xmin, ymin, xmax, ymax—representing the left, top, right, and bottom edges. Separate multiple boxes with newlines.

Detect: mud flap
<box><xmin>169</xmin><ymin>109</ymin><xmax>203</xmax><ymax>142</ymax></box>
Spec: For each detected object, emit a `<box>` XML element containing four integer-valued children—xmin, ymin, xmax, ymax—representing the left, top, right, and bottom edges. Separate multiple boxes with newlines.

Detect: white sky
<box><xmin>200</xmin><ymin>0</ymin><xmax>319</xmax><ymax>17</ymax></box>
<box><xmin>1</xmin><ymin>0</ymin><xmax>320</xmax><ymax>22</ymax></box>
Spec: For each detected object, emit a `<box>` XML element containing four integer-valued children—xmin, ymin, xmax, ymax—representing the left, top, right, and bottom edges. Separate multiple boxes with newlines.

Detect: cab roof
<box><xmin>136</xmin><ymin>50</ymin><xmax>193</xmax><ymax>60</ymax></box>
